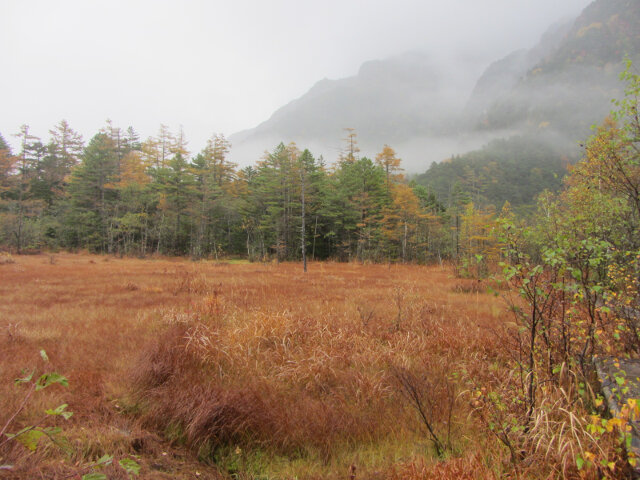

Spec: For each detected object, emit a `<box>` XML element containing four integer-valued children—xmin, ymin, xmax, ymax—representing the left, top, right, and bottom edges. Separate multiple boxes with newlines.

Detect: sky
<box><xmin>0</xmin><ymin>0</ymin><xmax>593</xmax><ymax>155</ymax></box>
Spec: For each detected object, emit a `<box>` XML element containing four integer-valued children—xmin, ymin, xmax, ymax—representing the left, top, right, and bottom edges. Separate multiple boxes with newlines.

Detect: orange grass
<box><xmin>0</xmin><ymin>254</ymin><xmax>510</xmax><ymax>479</ymax></box>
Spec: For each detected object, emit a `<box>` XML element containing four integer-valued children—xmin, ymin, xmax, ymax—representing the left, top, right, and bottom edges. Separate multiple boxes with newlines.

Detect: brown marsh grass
<box><xmin>0</xmin><ymin>254</ymin><xmax>516</xmax><ymax>479</ymax></box>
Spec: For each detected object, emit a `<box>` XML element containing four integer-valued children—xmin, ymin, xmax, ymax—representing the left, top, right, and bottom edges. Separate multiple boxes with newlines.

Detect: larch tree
<box><xmin>141</xmin><ymin>136</ymin><xmax>162</xmax><ymax>169</ymax></box>
<box><xmin>114</xmin><ymin>149</ymin><xmax>153</xmax><ymax>255</ymax></box>
<box><xmin>191</xmin><ymin>134</ymin><xmax>232</xmax><ymax>258</ymax></box>
<box><xmin>458</xmin><ymin>202</ymin><xmax>497</xmax><ymax>277</ymax></box>
<box><xmin>158</xmin><ymin>124</ymin><xmax>174</xmax><ymax>168</ymax></box>
<box><xmin>375</xmin><ymin>144</ymin><xmax>404</xmax><ymax>193</ymax></box>
<box><xmin>0</xmin><ymin>134</ymin><xmax>14</xmax><ymax>195</ymax></box>
<box><xmin>340</xmin><ymin>128</ymin><xmax>360</xmax><ymax>164</ymax></box>
<box><xmin>381</xmin><ymin>183</ymin><xmax>424</xmax><ymax>263</ymax></box>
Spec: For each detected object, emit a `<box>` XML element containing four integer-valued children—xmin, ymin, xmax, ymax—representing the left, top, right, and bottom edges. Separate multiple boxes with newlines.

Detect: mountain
<box><xmin>236</xmin><ymin>53</ymin><xmax>460</xmax><ymax>141</ymax></box>
<box><xmin>231</xmin><ymin>0</ymin><xmax>640</xmax><ymax>173</ymax></box>
<box><xmin>415</xmin><ymin>0</ymin><xmax>640</xmax><ymax>208</ymax></box>
<box><xmin>465</xmin><ymin>19</ymin><xmax>574</xmax><ymax>120</ymax></box>
<box><xmin>229</xmin><ymin>52</ymin><xmax>483</xmax><ymax>170</ymax></box>
<box><xmin>470</xmin><ymin>0</ymin><xmax>640</xmax><ymax>141</ymax></box>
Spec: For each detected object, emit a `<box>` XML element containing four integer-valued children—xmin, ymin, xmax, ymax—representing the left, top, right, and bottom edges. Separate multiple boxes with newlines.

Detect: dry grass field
<box><xmin>0</xmin><ymin>253</ymin><xmax>510</xmax><ymax>479</ymax></box>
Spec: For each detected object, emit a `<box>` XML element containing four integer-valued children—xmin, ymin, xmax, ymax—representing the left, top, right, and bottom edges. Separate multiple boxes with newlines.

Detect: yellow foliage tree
<box><xmin>375</xmin><ymin>144</ymin><xmax>404</xmax><ymax>191</ymax></box>
<box><xmin>381</xmin><ymin>183</ymin><xmax>426</xmax><ymax>262</ymax></box>
<box><xmin>0</xmin><ymin>148</ymin><xmax>16</xmax><ymax>195</ymax></box>
<box><xmin>459</xmin><ymin>202</ymin><xmax>498</xmax><ymax>277</ymax></box>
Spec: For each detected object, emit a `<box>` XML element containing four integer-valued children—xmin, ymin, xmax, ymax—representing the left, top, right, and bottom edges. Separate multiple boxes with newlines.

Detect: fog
<box><xmin>1</xmin><ymin>0</ymin><xmax>592</xmax><ymax>158</ymax></box>
<box><xmin>230</xmin><ymin>130</ymin><xmax>521</xmax><ymax>174</ymax></box>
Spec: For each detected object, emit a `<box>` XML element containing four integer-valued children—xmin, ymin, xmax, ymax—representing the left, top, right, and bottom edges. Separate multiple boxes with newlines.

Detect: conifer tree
<box><xmin>49</xmin><ymin>120</ymin><xmax>84</xmax><ymax>173</ymax></box>
<box><xmin>375</xmin><ymin>144</ymin><xmax>404</xmax><ymax>193</ymax></box>
<box><xmin>66</xmin><ymin>133</ymin><xmax>119</xmax><ymax>252</ymax></box>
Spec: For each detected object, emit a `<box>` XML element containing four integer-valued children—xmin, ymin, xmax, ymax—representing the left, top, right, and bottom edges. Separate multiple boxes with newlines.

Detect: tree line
<box><xmin>0</xmin><ymin>123</ymin><xmax>496</xmax><ymax>264</ymax></box>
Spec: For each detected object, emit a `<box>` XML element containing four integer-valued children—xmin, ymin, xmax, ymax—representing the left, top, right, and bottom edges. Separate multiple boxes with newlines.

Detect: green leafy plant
<box><xmin>0</xmin><ymin>349</ymin><xmax>71</xmax><ymax>456</ymax></box>
<box><xmin>0</xmin><ymin>350</ymin><xmax>141</xmax><ymax>479</ymax></box>
<box><xmin>77</xmin><ymin>454</ymin><xmax>141</xmax><ymax>480</ymax></box>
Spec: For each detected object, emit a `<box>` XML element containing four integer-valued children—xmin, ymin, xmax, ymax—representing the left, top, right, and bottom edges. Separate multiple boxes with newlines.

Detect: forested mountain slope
<box><xmin>417</xmin><ymin>0</ymin><xmax>640</xmax><ymax>208</ymax></box>
<box><xmin>234</xmin><ymin>0</ymin><xmax>639</xmax><ymax>180</ymax></box>
<box><xmin>413</xmin><ymin>135</ymin><xmax>572</xmax><ymax>209</ymax></box>
<box><xmin>472</xmin><ymin>0</ymin><xmax>640</xmax><ymax>139</ymax></box>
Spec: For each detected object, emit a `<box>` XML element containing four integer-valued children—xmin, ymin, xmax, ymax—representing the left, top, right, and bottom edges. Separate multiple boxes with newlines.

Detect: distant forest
<box><xmin>415</xmin><ymin>135</ymin><xmax>576</xmax><ymax>210</ymax></box>
<box><xmin>0</xmin><ymin>121</ymin><xmax>568</xmax><ymax>263</ymax></box>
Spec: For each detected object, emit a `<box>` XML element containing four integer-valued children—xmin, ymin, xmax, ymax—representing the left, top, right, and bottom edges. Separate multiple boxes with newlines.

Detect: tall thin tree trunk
<box><xmin>15</xmin><ymin>199</ymin><xmax>23</xmax><ymax>254</ymax></box>
<box><xmin>197</xmin><ymin>196</ymin><xmax>206</xmax><ymax>259</ymax></box>
<box><xmin>301</xmin><ymin>167</ymin><xmax>307</xmax><ymax>272</ymax></box>
<box><xmin>402</xmin><ymin>221</ymin><xmax>407</xmax><ymax>263</ymax></box>
<box><xmin>157</xmin><ymin>212</ymin><xmax>165</xmax><ymax>255</ymax></box>
<box><xmin>312</xmin><ymin>215</ymin><xmax>318</xmax><ymax>261</ymax></box>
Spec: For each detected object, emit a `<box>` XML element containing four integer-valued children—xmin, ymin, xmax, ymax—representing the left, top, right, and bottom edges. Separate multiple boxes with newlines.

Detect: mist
<box><xmin>0</xmin><ymin>0</ymin><xmax>592</xmax><ymax>155</ymax></box>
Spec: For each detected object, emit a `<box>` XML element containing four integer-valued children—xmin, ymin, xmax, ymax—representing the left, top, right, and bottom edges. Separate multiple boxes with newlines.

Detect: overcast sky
<box><xmin>1</xmin><ymin>0</ymin><xmax>592</xmax><ymax>153</ymax></box>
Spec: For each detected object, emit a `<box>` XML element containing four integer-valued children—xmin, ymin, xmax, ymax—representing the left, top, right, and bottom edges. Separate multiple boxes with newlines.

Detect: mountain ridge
<box><xmin>230</xmin><ymin>0</ymin><xmax>640</xmax><ymax>171</ymax></box>
<box><xmin>473</xmin><ymin>0</ymin><xmax>640</xmax><ymax>139</ymax></box>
